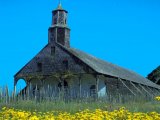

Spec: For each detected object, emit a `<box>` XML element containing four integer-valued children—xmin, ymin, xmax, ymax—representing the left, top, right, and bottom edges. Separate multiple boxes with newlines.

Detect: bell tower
<box><xmin>48</xmin><ymin>2</ymin><xmax>70</xmax><ymax>48</ymax></box>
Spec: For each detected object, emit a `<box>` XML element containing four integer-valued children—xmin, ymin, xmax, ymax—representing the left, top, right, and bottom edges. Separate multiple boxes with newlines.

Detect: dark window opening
<box><xmin>51</xmin><ymin>46</ymin><xmax>55</xmax><ymax>56</ymax></box>
<box><xmin>37</xmin><ymin>63</ymin><xmax>42</xmax><ymax>72</ymax></box>
<box><xmin>58</xmin><ymin>80</ymin><xmax>68</xmax><ymax>90</ymax></box>
<box><xmin>63</xmin><ymin>60</ymin><xmax>68</xmax><ymax>70</ymax></box>
<box><xmin>33</xmin><ymin>86</ymin><xmax>40</xmax><ymax>96</ymax></box>
<box><xmin>90</xmin><ymin>85</ymin><xmax>96</xmax><ymax>97</ymax></box>
<box><xmin>57</xmin><ymin>28</ymin><xmax>65</xmax><ymax>45</ymax></box>
<box><xmin>54</xmin><ymin>18</ymin><xmax>57</xmax><ymax>24</ymax></box>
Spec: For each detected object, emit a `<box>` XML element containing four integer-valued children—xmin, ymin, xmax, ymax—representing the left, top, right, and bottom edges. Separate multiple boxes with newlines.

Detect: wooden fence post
<box><xmin>96</xmin><ymin>75</ymin><xmax>99</xmax><ymax>99</ymax></box>
<box><xmin>79</xmin><ymin>74</ymin><xmax>82</xmax><ymax>98</ymax></box>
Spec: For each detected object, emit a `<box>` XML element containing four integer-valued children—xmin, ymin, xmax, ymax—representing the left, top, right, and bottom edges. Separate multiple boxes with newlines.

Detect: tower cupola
<box><xmin>52</xmin><ymin>3</ymin><xmax>68</xmax><ymax>26</ymax></box>
<box><xmin>48</xmin><ymin>2</ymin><xmax>70</xmax><ymax>47</ymax></box>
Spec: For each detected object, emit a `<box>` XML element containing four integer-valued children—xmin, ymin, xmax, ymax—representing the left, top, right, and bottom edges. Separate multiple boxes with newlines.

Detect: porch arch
<box><xmin>15</xmin><ymin>78</ymin><xmax>27</xmax><ymax>94</ymax></box>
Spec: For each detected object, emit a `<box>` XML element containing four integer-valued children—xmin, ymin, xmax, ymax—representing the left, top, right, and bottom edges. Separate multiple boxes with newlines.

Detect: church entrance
<box><xmin>58</xmin><ymin>80</ymin><xmax>69</xmax><ymax>92</ymax></box>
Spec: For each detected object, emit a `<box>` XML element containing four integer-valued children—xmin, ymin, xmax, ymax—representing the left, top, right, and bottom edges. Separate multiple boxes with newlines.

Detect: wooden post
<box><xmin>59</xmin><ymin>76</ymin><xmax>64</xmax><ymax>101</ymax></box>
<box><xmin>26</xmin><ymin>81</ymin><xmax>30</xmax><ymax>100</ymax></box>
<box><xmin>35</xmin><ymin>84</ymin><xmax>38</xmax><ymax>101</ymax></box>
<box><xmin>78</xmin><ymin>74</ymin><xmax>82</xmax><ymax>98</ymax></box>
<box><xmin>14</xmin><ymin>78</ymin><xmax>18</xmax><ymax>87</ymax></box>
<box><xmin>96</xmin><ymin>75</ymin><xmax>99</xmax><ymax>99</ymax></box>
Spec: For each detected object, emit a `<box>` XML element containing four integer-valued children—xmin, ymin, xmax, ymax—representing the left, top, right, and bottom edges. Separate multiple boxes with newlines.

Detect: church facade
<box><xmin>14</xmin><ymin>3</ymin><xmax>160</xmax><ymax>99</ymax></box>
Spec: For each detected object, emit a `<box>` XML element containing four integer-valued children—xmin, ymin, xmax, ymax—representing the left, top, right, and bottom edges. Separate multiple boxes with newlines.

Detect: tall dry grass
<box><xmin>0</xmin><ymin>84</ymin><xmax>159</xmax><ymax>113</ymax></box>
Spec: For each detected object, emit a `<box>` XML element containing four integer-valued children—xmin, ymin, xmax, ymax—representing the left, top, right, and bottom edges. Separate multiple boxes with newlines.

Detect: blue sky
<box><xmin>0</xmin><ymin>0</ymin><xmax>160</xmax><ymax>90</ymax></box>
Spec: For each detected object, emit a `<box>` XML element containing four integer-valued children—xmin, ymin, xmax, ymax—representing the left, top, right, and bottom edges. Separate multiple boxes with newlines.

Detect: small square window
<box><xmin>37</xmin><ymin>63</ymin><xmax>42</xmax><ymax>72</ymax></box>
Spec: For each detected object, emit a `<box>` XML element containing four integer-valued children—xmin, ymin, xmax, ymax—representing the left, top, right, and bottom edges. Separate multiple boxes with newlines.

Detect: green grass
<box><xmin>0</xmin><ymin>99</ymin><xmax>160</xmax><ymax>113</ymax></box>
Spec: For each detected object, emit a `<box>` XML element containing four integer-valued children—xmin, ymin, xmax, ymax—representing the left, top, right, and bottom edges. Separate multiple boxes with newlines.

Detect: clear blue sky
<box><xmin>0</xmin><ymin>0</ymin><xmax>160</xmax><ymax>91</ymax></box>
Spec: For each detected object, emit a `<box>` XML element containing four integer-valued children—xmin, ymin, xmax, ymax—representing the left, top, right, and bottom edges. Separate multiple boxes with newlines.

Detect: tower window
<box><xmin>37</xmin><ymin>63</ymin><xmax>42</xmax><ymax>72</ymax></box>
<box><xmin>53</xmin><ymin>14</ymin><xmax>58</xmax><ymax>24</ymax></box>
<box><xmin>53</xmin><ymin>16</ymin><xmax>57</xmax><ymax>24</ymax></box>
<box><xmin>51</xmin><ymin>46</ymin><xmax>55</xmax><ymax>56</ymax></box>
<box><xmin>57</xmin><ymin>28</ymin><xmax>65</xmax><ymax>45</ymax></box>
<box><xmin>63</xmin><ymin>60</ymin><xmax>68</xmax><ymax>70</ymax></box>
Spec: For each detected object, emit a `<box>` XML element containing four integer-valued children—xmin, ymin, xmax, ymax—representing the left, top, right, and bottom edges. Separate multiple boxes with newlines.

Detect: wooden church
<box><xmin>14</xmin><ymin>3</ymin><xmax>160</xmax><ymax>99</ymax></box>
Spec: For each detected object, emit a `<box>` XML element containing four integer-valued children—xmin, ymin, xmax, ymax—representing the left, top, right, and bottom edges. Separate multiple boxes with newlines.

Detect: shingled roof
<box><xmin>58</xmin><ymin>44</ymin><xmax>160</xmax><ymax>89</ymax></box>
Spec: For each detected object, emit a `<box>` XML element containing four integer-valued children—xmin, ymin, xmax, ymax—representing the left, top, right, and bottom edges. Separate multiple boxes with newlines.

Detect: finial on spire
<box><xmin>57</xmin><ymin>0</ymin><xmax>63</xmax><ymax>9</ymax></box>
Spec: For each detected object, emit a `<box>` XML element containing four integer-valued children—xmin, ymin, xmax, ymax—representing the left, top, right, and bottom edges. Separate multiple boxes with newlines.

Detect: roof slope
<box><xmin>59</xmin><ymin>45</ymin><xmax>160</xmax><ymax>89</ymax></box>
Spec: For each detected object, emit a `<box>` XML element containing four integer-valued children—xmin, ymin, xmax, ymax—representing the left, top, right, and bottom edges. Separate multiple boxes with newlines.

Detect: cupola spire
<box><xmin>57</xmin><ymin>0</ymin><xmax>62</xmax><ymax>9</ymax></box>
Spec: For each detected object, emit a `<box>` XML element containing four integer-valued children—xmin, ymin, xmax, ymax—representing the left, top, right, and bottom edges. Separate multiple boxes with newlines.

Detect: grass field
<box><xmin>1</xmin><ymin>100</ymin><xmax>160</xmax><ymax>113</ymax></box>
